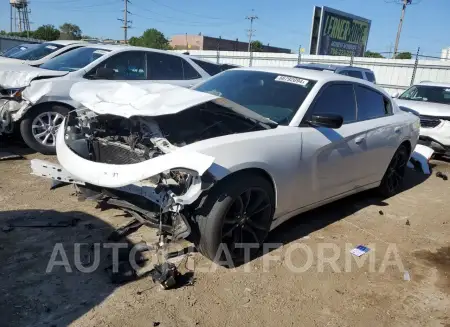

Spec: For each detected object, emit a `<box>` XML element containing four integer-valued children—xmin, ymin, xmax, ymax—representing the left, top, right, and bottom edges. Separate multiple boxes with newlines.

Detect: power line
<box><xmin>117</xmin><ymin>0</ymin><xmax>131</xmax><ymax>43</ymax></box>
<box><xmin>246</xmin><ymin>9</ymin><xmax>258</xmax><ymax>52</ymax></box>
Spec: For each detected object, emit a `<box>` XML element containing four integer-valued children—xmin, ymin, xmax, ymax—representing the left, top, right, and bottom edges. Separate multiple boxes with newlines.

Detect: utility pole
<box><xmin>118</xmin><ymin>0</ymin><xmax>132</xmax><ymax>43</ymax></box>
<box><xmin>246</xmin><ymin>10</ymin><xmax>258</xmax><ymax>52</ymax></box>
<box><xmin>393</xmin><ymin>0</ymin><xmax>412</xmax><ymax>58</ymax></box>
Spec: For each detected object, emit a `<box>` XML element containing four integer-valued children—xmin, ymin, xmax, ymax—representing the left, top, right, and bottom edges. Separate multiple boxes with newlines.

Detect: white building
<box><xmin>441</xmin><ymin>47</ymin><xmax>450</xmax><ymax>61</ymax></box>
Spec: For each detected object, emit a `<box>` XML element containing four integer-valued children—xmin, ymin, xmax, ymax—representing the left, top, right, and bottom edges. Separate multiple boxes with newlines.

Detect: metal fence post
<box><xmin>410</xmin><ymin>46</ymin><xmax>420</xmax><ymax>86</ymax></box>
<box><xmin>350</xmin><ymin>51</ymin><xmax>354</xmax><ymax>66</ymax></box>
<box><xmin>216</xmin><ymin>36</ymin><xmax>221</xmax><ymax>64</ymax></box>
<box><xmin>297</xmin><ymin>45</ymin><xmax>302</xmax><ymax>65</ymax></box>
<box><xmin>249</xmin><ymin>50</ymin><xmax>253</xmax><ymax>67</ymax></box>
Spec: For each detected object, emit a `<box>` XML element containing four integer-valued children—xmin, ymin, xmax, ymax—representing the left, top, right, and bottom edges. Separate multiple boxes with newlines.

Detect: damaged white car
<box><xmin>394</xmin><ymin>82</ymin><xmax>450</xmax><ymax>156</ymax></box>
<box><xmin>31</xmin><ymin>68</ymin><xmax>420</xmax><ymax>264</ymax></box>
<box><xmin>0</xmin><ymin>45</ymin><xmax>216</xmax><ymax>154</ymax></box>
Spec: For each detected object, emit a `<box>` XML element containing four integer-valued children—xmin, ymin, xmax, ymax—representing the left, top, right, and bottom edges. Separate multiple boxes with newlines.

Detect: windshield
<box><xmin>194</xmin><ymin>70</ymin><xmax>316</xmax><ymax>125</ymax></box>
<box><xmin>399</xmin><ymin>85</ymin><xmax>450</xmax><ymax>105</ymax></box>
<box><xmin>1</xmin><ymin>44</ymin><xmax>36</xmax><ymax>57</ymax></box>
<box><xmin>9</xmin><ymin>43</ymin><xmax>64</xmax><ymax>60</ymax></box>
<box><xmin>40</xmin><ymin>47</ymin><xmax>110</xmax><ymax>72</ymax></box>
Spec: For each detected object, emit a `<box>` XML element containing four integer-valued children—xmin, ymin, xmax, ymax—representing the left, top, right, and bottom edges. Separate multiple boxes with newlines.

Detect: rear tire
<box><xmin>378</xmin><ymin>144</ymin><xmax>409</xmax><ymax>197</ymax></box>
<box><xmin>20</xmin><ymin>104</ymin><xmax>68</xmax><ymax>155</ymax></box>
<box><xmin>195</xmin><ymin>172</ymin><xmax>275</xmax><ymax>266</ymax></box>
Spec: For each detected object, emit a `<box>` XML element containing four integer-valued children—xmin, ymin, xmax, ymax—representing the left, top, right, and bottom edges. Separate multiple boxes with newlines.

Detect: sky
<box><xmin>0</xmin><ymin>0</ymin><xmax>448</xmax><ymax>56</ymax></box>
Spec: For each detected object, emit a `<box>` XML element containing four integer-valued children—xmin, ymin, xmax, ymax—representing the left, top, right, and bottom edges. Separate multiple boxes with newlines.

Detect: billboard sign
<box><xmin>309</xmin><ymin>6</ymin><xmax>371</xmax><ymax>57</ymax></box>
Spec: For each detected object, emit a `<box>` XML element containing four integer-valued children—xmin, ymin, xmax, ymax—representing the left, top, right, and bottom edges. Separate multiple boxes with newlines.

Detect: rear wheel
<box><xmin>195</xmin><ymin>172</ymin><xmax>274</xmax><ymax>266</ymax></box>
<box><xmin>20</xmin><ymin>104</ymin><xmax>68</xmax><ymax>155</ymax></box>
<box><xmin>378</xmin><ymin>144</ymin><xmax>409</xmax><ymax>197</ymax></box>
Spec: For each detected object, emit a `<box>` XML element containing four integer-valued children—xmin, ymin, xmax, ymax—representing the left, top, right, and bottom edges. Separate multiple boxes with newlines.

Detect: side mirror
<box><xmin>307</xmin><ymin>113</ymin><xmax>343</xmax><ymax>129</ymax></box>
<box><xmin>94</xmin><ymin>67</ymin><xmax>115</xmax><ymax>80</ymax></box>
<box><xmin>392</xmin><ymin>92</ymin><xmax>400</xmax><ymax>98</ymax></box>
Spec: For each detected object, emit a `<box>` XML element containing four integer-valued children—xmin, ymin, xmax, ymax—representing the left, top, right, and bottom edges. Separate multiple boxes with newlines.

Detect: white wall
<box><xmin>174</xmin><ymin>50</ymin><xmax>450</xmax><ymax>94</ymax></box>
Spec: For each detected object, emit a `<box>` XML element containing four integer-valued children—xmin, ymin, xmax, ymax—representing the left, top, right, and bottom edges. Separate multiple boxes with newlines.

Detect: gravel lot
<box><xmin>0</xmin><ymin>140</ymin><xmax>449</xmax><ymax>327</ymax></box>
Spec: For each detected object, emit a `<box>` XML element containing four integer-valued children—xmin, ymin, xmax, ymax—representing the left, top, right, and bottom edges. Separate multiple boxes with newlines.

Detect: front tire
<box><xmin>20</xmin><ymin>104</ymin><xmax>68</xmax><ymax>155</ymax></box>
<box><xmin>378</xmin><ymin>144</ymin><xmax>409</xmax><ymax>197</ymax></box>
<box><xmin>195</xmin><ymin>172</ymin><xmax>275</xmax><ymax>266</ymax></box>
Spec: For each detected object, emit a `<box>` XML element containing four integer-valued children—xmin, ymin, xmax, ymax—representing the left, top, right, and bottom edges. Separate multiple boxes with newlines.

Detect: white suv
<box><xmin>394</xmin><ymin>81</ymin><xmax>450</xmax><ymax>156</ymax></box>
<box><xmin>295</xmin><ymin>63</ymin><xmax>376</xmax><ymax>83</ymax></box>
<box><xmin>0</xmin><ymin>45</ymin><xmax>221</xmax><ymax>154</ymax></box>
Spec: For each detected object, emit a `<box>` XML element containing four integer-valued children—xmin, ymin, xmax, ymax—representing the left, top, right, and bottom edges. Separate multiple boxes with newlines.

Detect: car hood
<box><xmin>69</xmin><ymin>81</ymin><xmax>278</xmax><ymax>126</ymax></box>
<box><xmin>0</xmin><ymin>57</ymin><xmax>23</xmax><ymax>64</ymax></box>
<box><xmin>395</xmin><ymin>99</ymin><xmax>450</xmax><ymax>117</ymax></box>
<box><xmin>0</xmin><ymin>63</ymin><xmax>68</xmax><ymax>88</ymax></box>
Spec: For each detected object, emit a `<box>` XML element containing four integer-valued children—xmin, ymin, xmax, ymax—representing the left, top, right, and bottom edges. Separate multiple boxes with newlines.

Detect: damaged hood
<box><xmin>0</xmin><ymin>63</ymin><xmax>67</xmax><ymax>88</ymax></box>
<box><xmin>69</xmin><ymin>81</ymin><xmax>277</xmax><ymax>126</ymax></box>
<box><xmin>0</xmin><ymin>57</ymin><xmax>22</xmax><ymax>64</ymax></box>
<box><xmin>395</xmin><ymin>99</ymin><xmax>450</xmax><ymax>117</ymax></box>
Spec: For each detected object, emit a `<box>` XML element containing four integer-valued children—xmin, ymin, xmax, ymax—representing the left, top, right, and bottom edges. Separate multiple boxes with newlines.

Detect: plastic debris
<box><xmin>405</xmin><ymin>219</ymin><xmax>411</xmax><ymax>226</ymax></box>
<box><xmin>403</xmin><ymin>271</ymin><xmax>411</xmax><ymax>281</ymax></box>
<box><xmin>350</xmin><ymin>245</ymin><xmax>370</xmax><ymax>257</ymax></box>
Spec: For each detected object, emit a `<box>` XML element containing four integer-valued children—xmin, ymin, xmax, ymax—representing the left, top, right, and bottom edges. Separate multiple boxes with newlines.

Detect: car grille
<box><xmin>419</xmin><ymin>115</ymin><xmax>441</xmax><ymax>128</ymax></box>
<box><xmin>91</xmin><ymin>140</ymin><xmax>146</xmax><ymax>165</ymax></box>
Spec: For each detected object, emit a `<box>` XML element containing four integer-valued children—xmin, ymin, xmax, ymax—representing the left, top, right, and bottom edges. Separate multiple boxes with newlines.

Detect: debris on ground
<box><xmin>408</xmin><ymin>145</ymin><xmax>434</xmax><ymax>174</ymax></box>
<box><xmin>5</xmin><ymin>218</ymin><xmax>80</xmax><ymax>228</ymax></box>
<box><xmin>406</xmin><ymin>219</ymin><xmax>411</xmax><ymax>226</ymax></box>
<box><xmin>379</xmin><ymin>210</ymin><xmax>384</xmax><ymax>215</ymax></box>
<box><xmin>0</xmin><ymin>151</ymin><xmax>23</xmax><ymax>161</ymax></box>
<box><xmin>149</xmin><ymin>262</ymin><xmax>180</xmax><ymax>290</ymax></box>
<box><xmin>404</xmin><ymin>271</ymin><xmax>411</xmax><ymax>281</ymax></box>
<box><xmin>153</xmin><ymin>322</ymin><xmax>160</xmax><ymax>327</ymax></box>
<box><xmin>350</xmin><ymin>245</ymin><xmax>371</xmax><ymax>257</ymax></box>
<box><xmin>436</xmin><ymin>171</ymin><xmax>448</xmax><ymax>181</ymax></box>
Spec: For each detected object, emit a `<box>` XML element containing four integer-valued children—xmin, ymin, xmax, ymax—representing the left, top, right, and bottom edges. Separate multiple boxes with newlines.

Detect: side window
<box><xmin>312</xmin><ymin>84</ymin><xmax>356</xmax><ymax>123</ymax></box>
<box><xmin>346</xmin><ymin>70</ymin><xmax>364</xmax><ymax>79</ymax></box>
<box><xmin>338</xmin><ymin>70</ymin><xmax>349</xmax><ymax>76</ymax></box>
<box><xmin>365</xmin><ymin>71</ymin><xmax>376</xmax><ymax>83</ymax></box>
<box><xmin>52</xmin><ymin>46</ymin><xmax>83</xmax><ymax>58</ymax></box>
<box><xmin>181</xmin><ymin>59</ymin><xmax>201</xmax><ymax>80</ymax></box>
<box><xmin>192</xmin><ymin>59</ymin><xmax>221</xmax><ymax>76</ymax></box>
<box><xmin>100</xmin><ymin>51</ymin><xmax>146</xmax><ymax>80</ymax></box>
<box><xmin>354</xmin><ymin>85</ymin><xmax>388</xmax><ymax>121</ymax></box>
<box><xmin>147</xmin><ymin>52</ymin><xmax>183</xmax><ymax>80</ymax></box>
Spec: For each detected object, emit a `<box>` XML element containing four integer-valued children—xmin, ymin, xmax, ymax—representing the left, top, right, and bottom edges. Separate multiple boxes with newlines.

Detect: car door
<box><xmin>353</xmin><ymin>84</ymin><xmax>401</xmax><ymax>184</ymax></box>
<box><xmin>298</xmin><ymin>82</ymin><xmax>370</xmax><ymax>204</ymax></box>
<box><xmin>146</xmin><ymin>52</ymin><xmax>203</xmax><ymax>87</ymax></box>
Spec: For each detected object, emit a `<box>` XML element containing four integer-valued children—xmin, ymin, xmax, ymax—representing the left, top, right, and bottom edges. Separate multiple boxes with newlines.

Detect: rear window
<box><xmin>343</xmin><ymin>70</ymin><xmax>364</xmax><ymax>79</ymax></box>
<box><xmin>365</xmin><ymin>71</ymin><xmax>376</xmax><ymax>83</ymax></box>
<box><xmin>10</xmin><ymin>43</ymin><xmax>64</xmax><ymax>60</ymax></box>
<box><xmin>192</xmin><ymin>59</ymin><xmax>221</xmax><ymax>76</ymax></box>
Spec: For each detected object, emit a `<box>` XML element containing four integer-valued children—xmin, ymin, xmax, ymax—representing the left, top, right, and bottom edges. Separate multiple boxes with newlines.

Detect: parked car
<box><xmin>295</xmin><ymin>63</ymin><xmax>376</xmax><ymax>83</ymax></box>
<box><xmin>31</xmin><ymin>67</ymin><xmax>419</xmax><ymax>264</ymax></box>
<box><xmin>393</xmin><ymin>81</ymin><xmax>450</xmax><ymax>156</ymax></box>
<box><xmin>0</xmin><ymin>43</ymin><xmax>39</xmax><ymax>58</ymax></box>
<box><xmin>0</xmin><ymin>40</ymin><xmax>88</xmax><ymax>66</ymax></box>
<box><xmin>0</xmin><ymin>45</ymin><xmax>219</xmax><ymax>154</ymax></box>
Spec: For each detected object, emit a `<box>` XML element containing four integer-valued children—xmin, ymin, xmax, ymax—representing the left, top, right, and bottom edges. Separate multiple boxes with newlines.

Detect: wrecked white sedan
<box><xmin>31</xmin><ymin>67</ymin><xmax>420</xmax><ymax>264</ymax></box>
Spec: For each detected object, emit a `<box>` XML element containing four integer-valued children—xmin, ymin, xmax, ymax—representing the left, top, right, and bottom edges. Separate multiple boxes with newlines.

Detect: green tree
<box><xmin>33</xmin><ymin>25</ymin><xmax>60</xmax><ymax>41</ymax></box>
<box><xmin>129</xmin><ymin>29</ymin><xmax>171</xmax><ymax>49</ymax></box>
<box><xmin>395</xmin><ymin>52</ymin><xmax>412</xmax><ymax>59</ymax></box>
<box><xmin>364</xmin><ymin>50</ymin><xmax>384</xmax><ymax>58</ymax></box>
<box><xmin>59</xmin><ymin>23</ymin><xmax>82</xmax><ymax>40</ymax></box>
<box><xmin>251</xmin><ymin>40</ymin><xmax>263</xmax><ymax>52</ymax></box>
<box><xmin>0</xmin><ymin>30</ymin><xmax>6</xmax><ymax>35</ymax></box>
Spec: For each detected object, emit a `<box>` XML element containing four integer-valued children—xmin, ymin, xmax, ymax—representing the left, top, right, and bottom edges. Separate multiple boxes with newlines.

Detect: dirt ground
<box><xmin>0</xmin><ymin>140</ymin><xmax>449</xmax><ymax>327</ymax></box>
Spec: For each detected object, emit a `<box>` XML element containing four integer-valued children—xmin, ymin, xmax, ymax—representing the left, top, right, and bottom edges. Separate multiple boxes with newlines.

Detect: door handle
<box><xmin>394</xmin><ymin>127</ymin><xmax>401</xmax><ymax>133</ymax></box>
<box><xmin>355</xmin><ymin>137</ymin><xmax>365</xmax><ymax>144</ymax></box>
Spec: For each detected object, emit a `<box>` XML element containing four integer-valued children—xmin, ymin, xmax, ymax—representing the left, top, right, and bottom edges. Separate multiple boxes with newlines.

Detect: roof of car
<box><xmin>295</xmin><ymin>63</ymin><xmax>373</xmax><ymax>72</ymax></box>
<box><xmin>46</xmin><ymin>40</ymin><xmax>87</xmax><ymax>46</ymax></box>
<box><xmin>418</xmin><ymin>81</ymin><xmax>450</xmax><ymax>88</ymax></box>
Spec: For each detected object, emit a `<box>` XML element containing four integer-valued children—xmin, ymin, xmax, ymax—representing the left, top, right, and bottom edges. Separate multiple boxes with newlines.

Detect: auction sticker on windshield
<box><xmin>275</xmin><ymin>75</ymin><xmax>309</xmax><ymax>86</ymax></box>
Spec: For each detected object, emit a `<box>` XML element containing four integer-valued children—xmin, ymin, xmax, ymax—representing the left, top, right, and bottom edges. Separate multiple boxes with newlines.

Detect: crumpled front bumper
<box><xmin>0</xmin><ymin>98</ymin><xmax>27</xmax><ymax>134</ymax></box>
<box><xmin>419</xmin><ymin>120</ymin><xmax>450</xmax><ymax>154</ymax></box>
<box><xmin>31</xmin><ymin>118</ymin><xmax>217</xmax><ymax>212</ymax></box>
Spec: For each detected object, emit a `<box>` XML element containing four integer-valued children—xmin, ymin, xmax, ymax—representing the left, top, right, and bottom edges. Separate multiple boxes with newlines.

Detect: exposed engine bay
<box><xmin>35</xmin><ymin>101</ymin><xmax>272</xmax><ymax>242</ymax></box>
